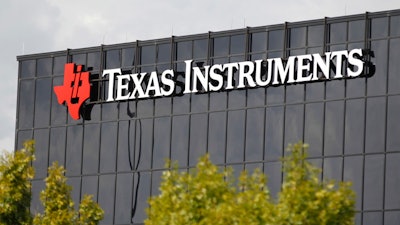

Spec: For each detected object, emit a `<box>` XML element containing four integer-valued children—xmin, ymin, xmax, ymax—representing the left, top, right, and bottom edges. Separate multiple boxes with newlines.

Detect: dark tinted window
<box><xmin>20</xmin><ymin>60</ymin><xmax>35</xmax><ymax>78</ymax></box>
<box><xmin>36</xmin><ymin>58</ymin><xmax>52</xmax><ymax>77</ymax></box>
<box><xmin>251</xmin><ymin>32</ymin><xmax>267</xmax><ymax>52</ymax></box>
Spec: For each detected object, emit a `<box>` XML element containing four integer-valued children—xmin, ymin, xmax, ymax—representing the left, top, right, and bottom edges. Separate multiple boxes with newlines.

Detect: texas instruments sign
<box><xmin>54</xmin><ymin>48</ymin><xmax>373</xmax><ymax>120</ymax></box>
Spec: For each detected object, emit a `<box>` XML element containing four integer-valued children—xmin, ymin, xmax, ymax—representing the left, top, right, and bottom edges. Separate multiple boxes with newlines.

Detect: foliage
<box><xmin>0</xmin><ymin>140</ymin><xmax>35</xmax><ymax>225</ymax></box>
<box><xmin>145</xmin><ymin>142</ymin><xmax>356</xmax><ymax>225</ymax></box>
<box><xmin>33</xmin><ymin>162</ymin><xmax>104</xmax><ymax>225</ymax></box>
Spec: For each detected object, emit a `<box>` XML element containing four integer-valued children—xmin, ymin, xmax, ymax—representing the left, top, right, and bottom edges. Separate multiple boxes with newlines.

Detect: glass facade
<box><xmin>16</xmin><ymin>10</ymin><xmax>400</xmax><ymax>225</ymax></box>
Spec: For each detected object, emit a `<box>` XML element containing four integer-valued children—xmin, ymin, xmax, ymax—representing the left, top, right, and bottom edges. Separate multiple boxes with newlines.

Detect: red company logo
<box><xmin>54</xmin><ymin>63</ymin><xmax>91</xmax><ymax>120</ymax></box>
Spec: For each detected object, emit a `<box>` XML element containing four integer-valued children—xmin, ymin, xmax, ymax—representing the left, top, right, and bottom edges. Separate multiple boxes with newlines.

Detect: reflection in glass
<box><xmin>122</xmin><ymin>47</ymin><xmax>135</xmax><ymax>67</ymax></box>
<box><xmin>329</xmin><ymin>22</ymin><xmax>347</xmax><ymax>43</ymax></box>
<box><xmin>230</xmin><ymin>34</ymin><xmax>246</xmax><ymax>55</ymax></box>
<box><xmin>98</xmin><ymin>174</ymin><xmax>115</xmax><ymax>225</ymax></box>
<box><xmin>153</xmin><ymin>117</ymin><xmax>171</xmax><ymax>169</ymax></box>
<box><xmin>115</xmin><ymin>173</ymin><xmax>133</xmax><ymax>224</ymax></box>
<box><xmin>213</xmin><ymin>36</ymin><xmax>229</xmax><ymax>57</ymax></box>
<box><xmin>251</xmin><ymin>32</ymin><xmax>267</xmax><ymax>52</ymax></box>
<box><xmin>87</xmin><ymin>52</ymin><xmax>101</xmax><ymax>70</ymax></box>
<box><xmin>177</xmin><ymin>41</ymin><xmax>192</xmax><ymax>60</ymax></box>
<box><xmin>106</xmin><ymin>49</ymin><xmax>120</xmax><ymax>69</ymax></box>
<box><xmin>268</xmin><ymin>30</ymin><xmax>284</xmax><ymax>50</ymax></box>
<box><xmin>284</xmin><ymin>104</ymin><xmax>304</xmax><ymax>147</ymax></box>
<box><xmin>157</xmin><ymin>43</ymin><xmax>171</xmax><ymax>63</ymax></box>
<box><xmin>141</xmin><ymin>45</ymin><xmax>156</xmax><ymax>65</ymax></box>
<box><xmin>344</xmin><ymin>156</ymin><xmax>363</xmax><ymax>210</ymax></box>
<box><xmin>49</xmin><ymin>127</ymin><xmax>65</xmax><ymax>166</ymax></box>
<box><xmin>308</xmin><ymin>25</ymin><xmax>324</xmax><ymax>46</ymax></box>
<box><xmin>368</xmin><ymin>40</ymin><xmax>388</xmax><ymax>96</ymax></box>
<box><xmin>290</xmin><ymin>27</ymin><xmax>306</xmax><ymax>48</ymax></box>
<box><xmin>66</xmin><ymin>126</ymin><xmax>83</xmax><ymax>176</ymax></box>
<box><xmin>53</xmin><ymin>56</ymin><xmax>67</xmax><ymax>75</ymax></box>
<box><xmin>193</xmin><ymin>39</ymin><xmax>208</xmax><ymax>59</ymax></box>
<box><xmin>171</xmin><ymin>115</ymin><xmax>189</xmax><ymax>166</ymax></box>
<box><xmin>132</xmin><ymin>172</ymin><xmax>150</xmax><ymax>224</ymax></box>
<box><xmin>348</xmin><ymin>20</ymin><xmax>365</xmax><ymax>41</ymax></box>
<box><xmin>226</xmin><ymin>110</ymin><xmax>245</xmax><ymax>163</ymax></box>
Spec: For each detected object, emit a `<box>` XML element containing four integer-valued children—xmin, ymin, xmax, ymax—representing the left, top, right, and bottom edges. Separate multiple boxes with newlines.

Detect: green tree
<box><xmin>33</xmin><ymin>161</ymin><xmax>104</xmax><ymax>225</ymax></box>
<box><xmin>0</xmin><ymin>140</ymin><xmax>35</xmax><ymax>225</ymax></box>
<box><xmin>145</xmin><ymin>142</ymin><xmax>355</xmax><ymax>225</ymax></box>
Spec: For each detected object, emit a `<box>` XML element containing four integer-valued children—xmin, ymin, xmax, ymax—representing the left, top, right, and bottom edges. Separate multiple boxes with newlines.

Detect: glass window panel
<box><xmin>82</xmin><ymin>124</ymin><xmax>100</xmax><ymax>174</ymax></box>
<box><xmin>53</xmin><ymin>56</ymin><xmax>67</xmax><ymax>75</ymax></box>
<box><xmin>343</xmin><ymin>156</ymin><xmax>363</xmax><ymax>210</ymax></box>
<box><xmin>155</xmin><ymin>97</ymin><xmax>171</xmax><ymax>116</ymax></box>
<box><xmin>137</xmin><ymin>98</ymin><xmax>154</xmax><ymax>117</ymax></box>
<box><xmin>49</xmin><ymin>127</ymin><xmax>65</xmax><ymax>166</ymax></box>
<box><xmin>18</xmin><ymin>79</ymin><xmax>34</xmax><ymax>129</ymax></box>
<box><xmin>191</xmin><ymin>94</ymin><xmax>208</xmax><ymax>113</ymax></box>
<box><xmin>20</xmin><ymin>60</ymin><xmax>35</xmax><ymax>78</ymax></box>
<box><xmin>264</xmin><ymin>162</ymin><xmax>282</xmax><ymax>199</ymax></box>
<box><xmin>365</xmin><ymin>97</ymin><xmax>385</xmax><ymax>153</ymax></box>
<box><xmin>385</xmin><ymin>211</ymin><xmax>400</xmax><ymax>225</ymax></box>
<box><xmin>348</xmin><ymin>20</ymin><xmax>365</xmax><ymax>41</ymax></box>
<box><xmin>213</xmin><ymin>36</ymin><xmax>229</xmax><ymax>57</ymax></box>
<box><xmin>115</xmin><ymin>173</ymin><xmax>133</xmax><ymax>224</ymax></box>
<box><xmin>226</xmin><ymin>110</ymin><xmax>245</xmax><ymax>163</ymax></box>
<box><xmin>363</xmin><ymin>212</ymin><xmax>382</xmax><ymax>225</ymax></box>
<box><xmin>81</xmin><ymin>175</ymin><xmax>98</xmax><ymax>199</ymax></box>
<box><xmin>208</xmin><ymin>112</ymin><xmax>226</xmax><ymax>165</ymax></box>
<box><xmin>364</xmin><ymin>154</ymin><xmax>384</xmax><ymax>210</ymax></box>
<box><xmin>344</xmin><ymin>99</ymin><xmax>365</xmax><ymax>155</ymax></box>
<box><xmin>141</xmin><ymin>45</ymin><xmax>156</xmax><ymax>65</ymax></box>
<box><xmin>209</xmin><ymin>92</ymin><xmax>227</xmax><ymax>111</ymax></box>
<box><xmin>247</xmin><ymin>88</ymin><xmax>265</xmax><ymax>107</ymax></box>
<box><xmin>136</xmin><ymin>119</ymin><xmax>153</xmax><ymax>170</ymax></box>
<box><xmin>16</xmin><ymin>130</ymin><xmax>32</xmax><ymax>150</ymax></box>
<box><xmin>153</xmin><ymin>117</ymin><xmax>171</xmax><ymax>169</ymax></box>
<box><xmin>329</xmin><ymin>22</ymin><xmax>347</xmax><ymax>43</ymax></box>
<box><xmin>98</xmin><ymin>174</ymin><xmax>115</xmax><ymax>225</ymax></box>
<box><xmin>66</xmin><ymin>125</ymin><xmax>83</xmax><ymax>176</ymax></box>
<box><xmin>265</xmin><ymin>106</ymin><xmax>284</xmax><ymax>161</ymax></box>
<box><xmin>386</xmin><ymin>153</ymin><xmax>400</xmax><ymax>209</ymax></box>
<box><xmin>290</xmin><ymin>27</ymin><xmax>306</xmax><ymax>48</ymax></box>
<box><xmin>387</xmin><ymin>95</ymin><xmax>400</xmax><ymax>152</ymax></box>
<box><xmin>286</xmin><ymin>84</ymin><xmax>304</xmax><ymax>104</ymax></box>
<box><xmin>117</xmin><ymin>121</ymin><xmax>134</xmax><ymax>172</ymax></box>
<box><xmin>268</xmin><ymin>30</ymin><xmax>284</xmax><ymax>50</ymax></box>
<box><xmin>251</xmin><ymin>32</ymin><xmax>267</xmax><ymax>52</ymax></box>
<box><xmin>324</xmin><ymin>101</ymin><xmax>344</xmax><ymax>156</ymax></box>
<box><xmin>388</xmin><ymin>39</ymin><xmax>400</xmax><ymax>94</ymax></box>
<box><xmin>106</xmin><ymin>49</ymin><xmax>120</xmax><ymax>69</ymax></box>
<box><xmin>122</xmin><ymin>47</ymin><xmax>135</xmax><ymax>67</ymax></box>
<box><xmin>100</xmin><ymin>122</ymin><xmax>118</xmax><ymax>172</ymax></box>
<box><xmin>33</xmin><ymin>129</ymin><xmax>49</xmax><ymax>179</ymax></box>
<box><xmin>157</xmin><ymin>43</ymin><xmax>171</xmax><ymax>63</ymax></box>
<box><xmin>308</xmin><ymin>25</ymin><xmax>324</xmax><ymax>47</ymax></box>
<box><xmin>391</xmin><ymin>15</ymin><xmax>400</xmax><ymax>36</ymax></box>
<box><xmin>371</xmin><ymin>17</ymin><xmax>389</xmax><ymax>39</ymax></box>
<box><xmin>132</xmin><ymin>172</ymin><xmax>150</xmax><ymax>224</ymax></box>
<box><xmin>323</xmin><ymin>157</ymin><xmax>342</xmax><ymax>182</ymax></box>
<box><xmin>30</xmin><ymin>180</ymin><xmax>45</xmax><ymax>214</ymax></box>
<box><xmin>151</xmin><ymin>171</ymin><xmax>163</xmax><ymax>196</ymax></box>
<box><xmin>189</xmin><ymin>114</ymin><xmax>208</xmax><ymax>166</ymax></box>
<box><xmin>72</xmin><ymin>54</ymin><xmax>86</xmax><ymax>65</ymax></box>
<box><xmin>177</xmin><ymin>41</ymin><xmax>192</xmax><ymax>60</ymax></box>
<box><xmin>34</xmin><ymin>78</ymin><xmax>51</xmax><ymax>128</ymax></box>
<box><xmin>119</xmin><ymin>101</ymin><xmax>136</xmax><ymax>120</ymax></box>
<box><xmin>306</xmin><ymin>82</ymin><xmax>324</xmax><ymax>102</ymax></box>
<box><xmin>245</xmin><ymin>108</ymin><xmax>264</xmax><ymax>162</ymax></box>
<box><xmin>171</xmin><ymin>115</ymin><xmax>189</xmax><ymax>166</ymax></box>
<box><xmin>346</xmin><ymin>42</ymin><xmax>366</xmax><ymax>98</ymax></box>
<box><xmin>66</xmin><ymin>177</ymin><xmax>81</xmax><ymax>211</ymax></box>
<box><xmin>230</xmin><ymin>34</ymin><xmax>246</xmax><ymax>55</ymax></box>
<box><xmin>102</xmin><ymin>102</ymin><xmax>118</xmax><ymax>121</ymax></box>
<box><xmin>368</xmin><ymin>40</ymin><xmax>388</xmax><ymax>96</ymax></box>
<box><xmin>51</xmin><ymin>77</ymin><xmax>66</xmax><ymax>126</ymax></box>
<box><xmin>87</xmin><ymin>52</ymin><xmax>101</xmax><ymax>71</ymax></box>
<box><xmin>250</xmin><ymin>53</ymin><xmax>266</xmax><ymax>60</ymax></box>
<box><xmin>36</xmin><ymin>58</ymin><xmax>52</xmax><ymax>77</ymax></box>
<box><xmin>284</xmin><ymin>104</ymin><xmax>304</xmax><ymax>147</ymax></box>
<box><xmin>193</xmin><ymin>39</ymin><xmax>208</xmax><ymax>59</ymax></box>
<box><xmin>266</xmin><ymin>86</ymin><xmax>284</xmax><ymax>105</ymax></box>
<box><xmin>228</xmin><ymin>89</ymin><xmax>246</xmax><ymax>109</ymax></box>
<box><xmin>304</xmin><ymin>103</ymin><xmax>324</xmax><ymax>157</ymax></box>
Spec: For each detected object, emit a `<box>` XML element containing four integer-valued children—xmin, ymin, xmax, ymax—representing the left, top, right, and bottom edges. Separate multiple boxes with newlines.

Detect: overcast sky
<box><xmin>0</xmin><ymin>0</ymin><xmax>398</xmax><ymax>152</ymax></box>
